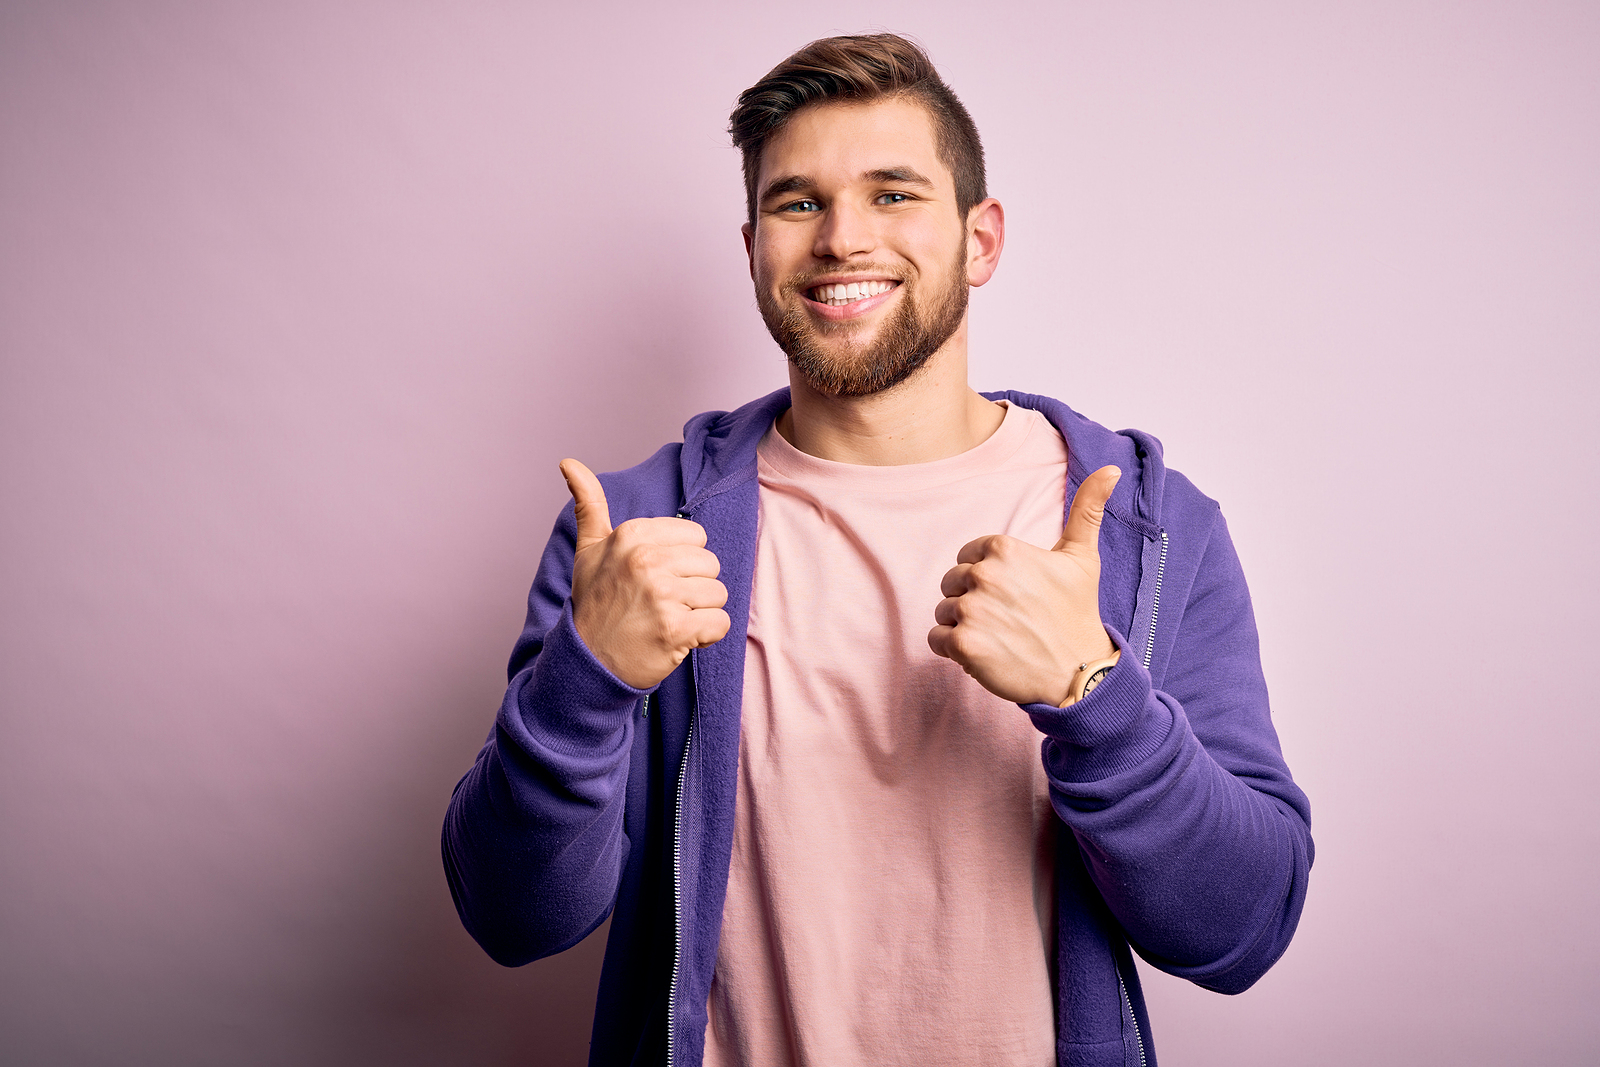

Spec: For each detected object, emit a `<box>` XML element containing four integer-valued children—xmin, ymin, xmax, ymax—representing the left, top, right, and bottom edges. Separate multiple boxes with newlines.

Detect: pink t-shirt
<box><xmin>703</xmin><ymin>402</ymin><xmax>1070</xmax><ymax>1067</ymax></box>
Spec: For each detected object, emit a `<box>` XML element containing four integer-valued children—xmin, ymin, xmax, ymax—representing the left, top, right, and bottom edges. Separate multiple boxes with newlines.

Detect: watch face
<box><xmin>1081</xmin><ymin>666</ymin><xmax>1113</xmax><ymax>697</ymax></box>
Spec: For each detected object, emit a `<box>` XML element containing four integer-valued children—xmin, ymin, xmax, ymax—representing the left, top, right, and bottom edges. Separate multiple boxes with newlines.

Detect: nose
<box><xmin>812</xmin><ymin>199</ymin><xmax>875</xmax><ymax>261</ymax></box>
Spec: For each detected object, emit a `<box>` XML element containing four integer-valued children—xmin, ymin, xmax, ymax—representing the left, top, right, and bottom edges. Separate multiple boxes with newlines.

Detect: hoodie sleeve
<box><xmin>1022</xmin><ymin>508</ymin><xmax>1313</xmax><ymax>993</ymax></box>
<box><xmin>440</xmin><ymin>498</ymin><xmax>648</xmax><ymax>967</ymax></box>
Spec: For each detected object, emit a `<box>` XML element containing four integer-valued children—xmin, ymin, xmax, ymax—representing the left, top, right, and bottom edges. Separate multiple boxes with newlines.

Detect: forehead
<box><xmin>757</xmin><ymin>96</ymin><xmax>949</xmax><ymax>191</ymax></box>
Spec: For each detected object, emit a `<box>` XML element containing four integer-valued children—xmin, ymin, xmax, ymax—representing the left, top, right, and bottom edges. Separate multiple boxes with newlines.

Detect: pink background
<box><xmin>3</xmin><ymin>2</ymin><xmax>1596</xmax><ymax>1064</ymax></box>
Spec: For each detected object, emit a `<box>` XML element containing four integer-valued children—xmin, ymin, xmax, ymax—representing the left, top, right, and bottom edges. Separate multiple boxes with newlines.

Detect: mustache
<box><xmin>779</xmin><ymin>264</ymin><xmax>911</xmax><ymax>299</ymax></box>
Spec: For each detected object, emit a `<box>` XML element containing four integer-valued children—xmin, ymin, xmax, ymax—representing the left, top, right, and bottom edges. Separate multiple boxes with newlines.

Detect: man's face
<box><xmin>745</xmin><ymin>97</ymin><xmax>974</xmax><ymax>398</ymax></box>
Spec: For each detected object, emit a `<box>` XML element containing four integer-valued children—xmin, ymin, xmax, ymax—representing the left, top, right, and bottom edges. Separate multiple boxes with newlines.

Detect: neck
<box><xmin>776</xmin><ymin>322</ymin><xmax>1005</xmax><ymax>466</ymax></box>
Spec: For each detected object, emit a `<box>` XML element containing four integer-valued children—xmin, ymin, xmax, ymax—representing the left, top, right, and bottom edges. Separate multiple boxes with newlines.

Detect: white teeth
<box><xmin>812</xmin><ymin>280</ymin><xmax>895</xmax><ymax>306</ymax></box>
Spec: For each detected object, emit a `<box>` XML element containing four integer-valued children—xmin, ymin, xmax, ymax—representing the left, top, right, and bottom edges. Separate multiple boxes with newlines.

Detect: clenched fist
<box><xmin>560</xmin><ymin>459</ymin><xmax>731</xmax><ymax>690</ymax></box>
<box><xmin>927</xmin><ymin>465</ymin><xmax>1122</xmax><ymax>707</ymax></box>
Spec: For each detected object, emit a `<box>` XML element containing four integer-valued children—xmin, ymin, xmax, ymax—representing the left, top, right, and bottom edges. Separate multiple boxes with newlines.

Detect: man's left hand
<box><xmin>928</xmin><ymin>465</ymin><xmax>1122</xmax><ymax>707</ymax></box>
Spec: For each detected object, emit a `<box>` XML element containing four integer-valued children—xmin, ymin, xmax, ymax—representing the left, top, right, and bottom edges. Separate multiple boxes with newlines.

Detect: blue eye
<box><xmin>878</xmin><ymin>192</ymin><xmax>910</xmax><ymax>205</ymax></box>
<box><xmin>782</xmin><ymin>199</ymin><xmax>821</xmax><ymax>213</ymax></box>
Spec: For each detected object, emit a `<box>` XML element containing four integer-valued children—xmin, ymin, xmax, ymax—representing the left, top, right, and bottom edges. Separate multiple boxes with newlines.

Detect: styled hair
<box><xmin>728</xmin><ymin>34</ymin><xmax>987</xmax><ymax>229</ymax></box>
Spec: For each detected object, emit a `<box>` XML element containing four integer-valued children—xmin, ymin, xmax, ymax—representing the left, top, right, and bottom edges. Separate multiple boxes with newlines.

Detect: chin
<box><xmin>763</xmin><ymin>286</ymin><xmax>964</xmax><ymax>400</ymax></box>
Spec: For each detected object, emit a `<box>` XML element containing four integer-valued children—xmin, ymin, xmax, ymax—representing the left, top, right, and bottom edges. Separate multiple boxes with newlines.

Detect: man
<box><xmin>444</xmin><ymin>33</ymin><xmax>1311</xmax><ymax>1067</ymax></box>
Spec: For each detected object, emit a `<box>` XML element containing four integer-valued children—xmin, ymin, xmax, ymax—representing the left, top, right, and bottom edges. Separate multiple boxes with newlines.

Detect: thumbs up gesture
<box><xmin>928</xmin><ymin>466</ymin><xmax>1122</xmax><ymax>707</ymax></box>
<box><xmin>559</xmin><ymin>459</ymin><xmax>731</xmax><ymax>690</ymax></box>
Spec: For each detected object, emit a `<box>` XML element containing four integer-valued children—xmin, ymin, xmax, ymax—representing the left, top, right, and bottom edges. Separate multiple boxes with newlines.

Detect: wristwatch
<box><xmin>1060</xmin><ymin>650</ymin><xmax>1121</xmax><ymax>707</ymax></box>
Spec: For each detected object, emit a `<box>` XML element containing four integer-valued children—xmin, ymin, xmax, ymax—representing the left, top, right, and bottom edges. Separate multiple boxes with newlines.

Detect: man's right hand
<box><xmin>559</xmin><ymin>459</ymin><xmax>731</xmax><ymax>690</ymax></box>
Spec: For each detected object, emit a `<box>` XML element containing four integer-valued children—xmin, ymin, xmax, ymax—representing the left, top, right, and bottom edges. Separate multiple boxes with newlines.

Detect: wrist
<box><xmin>1059</xmin><ymin>648</ymin><xmax>1121</xmax><ymax>707</ymax></box>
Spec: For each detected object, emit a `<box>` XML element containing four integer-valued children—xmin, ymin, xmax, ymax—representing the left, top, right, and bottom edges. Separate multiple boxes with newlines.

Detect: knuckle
<box><xmin>620</xmin><ymin>548</ymin><xmax>652</xmax><ymax>580</ymax></box>
<box><xmin>655</xmin><ymin>605</ymin><xmax>684</xmax><ymax>644</ymax></box>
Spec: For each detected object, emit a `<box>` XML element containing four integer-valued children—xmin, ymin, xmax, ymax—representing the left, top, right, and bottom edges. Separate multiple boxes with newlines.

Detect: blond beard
<box><xmin>757</xmin><ymin>246</ymin><xmax>968</xmax><ymax>398</ymax></box>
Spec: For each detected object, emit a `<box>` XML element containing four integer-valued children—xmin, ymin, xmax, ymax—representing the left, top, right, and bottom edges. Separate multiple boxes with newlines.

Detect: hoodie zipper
<box><xmin>666</xmin><ymin>509</ymin><xmax>694</xmax><ymax>1067</ymax></box>
<box><xmin>1142</xmin><ymin>530</ymin><xmax>1168</xmax><ymax>670</ymax></box>
<box><xmin>1117</xmin><ymin>970</ymin><xmax>1148</xmax><ymax>1067</ymax></box>
<box><xmin>665</xmin><ymin>705</ymin><xmax>693</xmax><ymax>1067</ymax></box>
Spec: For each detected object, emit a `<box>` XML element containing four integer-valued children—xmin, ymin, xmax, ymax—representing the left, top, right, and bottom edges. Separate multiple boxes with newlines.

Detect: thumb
<box><xmin>560</xmin><ymin>458</ymin><xmax>613</xmax><ymax>551</ymax></box>
<box><xmin>1054</xmin><ymin>465</ymin><xmax>1121</xmax><ymax>555</ymax></box>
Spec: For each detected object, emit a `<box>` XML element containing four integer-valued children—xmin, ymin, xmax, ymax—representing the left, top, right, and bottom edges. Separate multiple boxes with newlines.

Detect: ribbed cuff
<box><xmin>1020</xmin><ymin>627</ymin><xmax>1173</xmax><ymax>781</ymax></box>
<box><xmin>509</xmin><ymin>603</ymin><xmax>653</xmax><ymax>757</ymax></box>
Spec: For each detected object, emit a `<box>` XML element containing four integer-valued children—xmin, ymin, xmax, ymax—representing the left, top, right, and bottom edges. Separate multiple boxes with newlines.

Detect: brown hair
<box><xmin>728</xmin><ymin>34</ymin><xmax>987</xmax><ymax>229</ymax></box>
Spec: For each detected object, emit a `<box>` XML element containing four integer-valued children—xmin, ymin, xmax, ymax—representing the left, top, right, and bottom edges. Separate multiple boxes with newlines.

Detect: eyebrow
<box><xmin>759</xmin><ymin>174</ymin><xmax>816</xmax><ymax>202</ymax></box>
<box><xmin>758</xmin><ymin>167</ymin><xmax>937</xmax><ymax>204</ymax></box>
<box><xmin>864</xmin><ymin>167</ymin><xmax>934</xmax><ymax>187</ymax></box>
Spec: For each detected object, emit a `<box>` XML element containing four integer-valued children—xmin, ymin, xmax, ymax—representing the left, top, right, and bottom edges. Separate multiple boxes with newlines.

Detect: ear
<box><xmin>741</xmin><ymin>222</ymin><xmax>755</xmax><ymax>281</ymax></box>
<box><xmin>965</xmin><ymin>198</ymin><xmax>1005</xmax><ymax>287</ymax></box>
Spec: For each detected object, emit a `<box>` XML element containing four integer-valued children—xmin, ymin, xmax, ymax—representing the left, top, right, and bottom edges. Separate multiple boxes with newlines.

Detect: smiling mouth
<box><xmin>806</xmin><ymin>279</ymin><xmax>900</xmax><ymax>307</ymax></box>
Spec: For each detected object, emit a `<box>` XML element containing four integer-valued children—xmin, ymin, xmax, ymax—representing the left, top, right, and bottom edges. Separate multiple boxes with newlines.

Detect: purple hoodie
<box><xmin>443</xmin><ymin>387</ymin><xmax>1313</xmax><ymax>1067</ymax></box>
